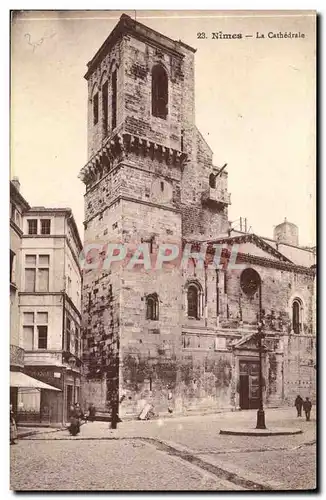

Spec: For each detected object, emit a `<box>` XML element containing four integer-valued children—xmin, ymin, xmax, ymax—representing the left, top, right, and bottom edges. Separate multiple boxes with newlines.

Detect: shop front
<box><xmin>10</xmin><ymin>370</ymin><xmax>62</xmax><ymax>424</ymax></box>
<box><xmin>22</xmin><ymin>367</ymin><xmax>64</xmax><ymax>424</ymax></box>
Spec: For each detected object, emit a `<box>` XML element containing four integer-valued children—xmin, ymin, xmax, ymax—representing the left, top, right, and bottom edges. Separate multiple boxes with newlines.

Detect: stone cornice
<box><xmin>206</xmin><ymin>233</ymin><xmax>293</xmax><ymax>263</ymax></box>
<box><xmin>182</xmin><ymin>238</ymin><xmax>315</xmax><ymax>275</ymax></box>
<box><xmin>10</xmin><ymin>182</ymin><xmax>30</xmax><ymax>211</ymax></box>
<box><xmin>235</xmin><ymin>252</ymin><xmax>316</xmax><ymax>275</ymax></box>
<box><xmin>79</xmin><ymin>132</ymin><xmax>188</xmax><ymax>188</ymax></box>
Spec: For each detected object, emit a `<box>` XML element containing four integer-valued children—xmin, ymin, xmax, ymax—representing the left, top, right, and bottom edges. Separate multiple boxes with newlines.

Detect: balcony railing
<box><xmin>10</xmin><ymin>345</ymin><xmax>24</xmax><ymax>368</ymax></box>
<box><xmin>201</xmin><ymin>187</ymin><xmax>231</xmax><ymax>208</ymax></box>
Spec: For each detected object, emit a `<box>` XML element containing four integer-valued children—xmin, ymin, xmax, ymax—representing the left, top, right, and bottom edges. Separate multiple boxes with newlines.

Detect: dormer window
<box><xmin>152</xmin><ymin>65</ymin><xmax>168</xmax><ymax>119</ymax></box>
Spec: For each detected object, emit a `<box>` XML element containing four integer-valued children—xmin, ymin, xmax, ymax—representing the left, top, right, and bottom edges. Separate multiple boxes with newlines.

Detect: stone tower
<box><xmin>79</xmin><ymin>14</ymin><xmax>231</xmax><ymax>416</ymax></box>
<box><xmin>274</xmin><ymin>218</ymin><xmax>299</xmax><ymax>247</ymax></box>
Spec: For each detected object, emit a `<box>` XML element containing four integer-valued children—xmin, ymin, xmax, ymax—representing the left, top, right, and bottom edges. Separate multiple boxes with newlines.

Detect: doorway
<box><xmin>239</xmin><ymin>360</ymin><xmax>260</xmax><ymax>409</ymax></box>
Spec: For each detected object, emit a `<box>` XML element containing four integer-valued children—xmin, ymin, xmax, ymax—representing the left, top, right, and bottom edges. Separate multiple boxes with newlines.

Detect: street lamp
<box><xmin>239</xmin><ymin>268</ymin><xmax>266</xmax><ymax>428</ymax></box>
<box><xmin>255</xmin><ymin>319</ymin><xmax>266</xmax><ymax>429</ymax></box>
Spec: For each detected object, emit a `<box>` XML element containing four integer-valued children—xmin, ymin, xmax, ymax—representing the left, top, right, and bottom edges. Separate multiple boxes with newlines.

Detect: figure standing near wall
<box><xmin>295</xmin><ymin>395</ymin><xmax>303</xmax><ymax>417</ymax></box>
<box><xmin>303</xmin><ymin>397</ymin><xmax>312</xmax><ymax>421</ymax></box>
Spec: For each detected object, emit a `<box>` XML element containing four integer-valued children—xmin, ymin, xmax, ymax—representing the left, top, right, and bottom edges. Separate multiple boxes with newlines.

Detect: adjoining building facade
<box><xmin>20</xmin><ymin>207</ymin><xmax>83</xmax><ymax>423</ymax></box>
<box><xmin>9</xmin><ymin>179</ymin><xmax>83</xmax><ymax>424</ymax></box>
<box><xmin>79</xmin><ymin>15</ymin><xmax>316</xmax><ymax>418</ymax></box>
<box><xmin>10</xmin><ymin>178</ymin><xmax>30</xmax><ymax>413</ymax></box>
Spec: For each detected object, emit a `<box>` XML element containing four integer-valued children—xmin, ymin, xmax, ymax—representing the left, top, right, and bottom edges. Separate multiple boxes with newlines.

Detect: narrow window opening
<box><xmin>292</xmin><ymin>299</ymin><xmax>302</xmax><ymax>334</ymax></box>
<box><xmin>10</xmin><ymin>250</ymin><xmax>15</xmax><ymax>283</ymax></box>
<box><xmin>37</xmin><ymin>325</ymin><xmax>48</xmax><ymax>349</ymax></box>
<box><xmin>102</xmin><ymin>81</ymin><xmax>108</xmax><ymax>135</ymax></box>
<box><xmin>111</xmin><ymin>70</ymin><xmax>117</xmax><ymax>130</ymax></box>
<box><xmin>66</xmin><ymin>317</ymin><xmax>71</xmax><ymax>351</ymax></box>
<box><xmin>209</xmin><ymin>173</ymin><xmax>216</xmax><ymax>189</ymax></box>
<box><xmin>187</xmin><ymin>283</ymin><xmax>202</xmax><ymax>319</ymax></box>
<box><xmin>152</xmin><ymin>65</ymin><xmax>168</xmax><ymax>119</ymax></box>
<box><xmin>93</xmin><ymin>92</ymin><xmax>99</xmax><ymax>125</ymax></box>
<box><xmin>75</xmin><ymin>327</ymin><xmax>79</xmax><ymax>357</ymax></box>
<box><xmin>146</xmin><ymin>293</ymin><xmax>159</xmax><ymax>320</ymax></box>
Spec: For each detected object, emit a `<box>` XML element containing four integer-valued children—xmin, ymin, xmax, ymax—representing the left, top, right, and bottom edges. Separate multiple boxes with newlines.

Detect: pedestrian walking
<box><xmin>295</xmin><ymin>395</ymin><xmax>303</xmax><ymax>417</ymax></box>
<box><xmin>303</xmin><ymin>397</ymin><xmax>312</xmax><ymax>421</ymax></box>
<box><xmin>88</xmin><ymin>403</ymin><xmax>96</xmax><ymax>422</ymax></box>
<box><xmin>68</xmin><ymin>403</ymin><xmax>85</xmax><ymax>436</ymax></box>
<box><xmin>10</xmin><ymin>404</ymin><xmax>17</xmax><ymax>445</ymax></box>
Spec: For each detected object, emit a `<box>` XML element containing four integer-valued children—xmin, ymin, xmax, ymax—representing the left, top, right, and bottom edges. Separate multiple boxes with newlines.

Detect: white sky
<box><xmin>10</xmin><ymin>10</ymin><xmax>316</xmax><ymax>246</ymax></box>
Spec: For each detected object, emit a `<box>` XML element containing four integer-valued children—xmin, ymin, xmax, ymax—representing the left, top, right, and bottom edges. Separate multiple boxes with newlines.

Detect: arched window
<box><xmin>292</xmin><ymin>298</ymin><xmax>302</xmax><ymax>334</ymax></box>
<box><xmin>187</xmin><ymin>282</ymin><xmax>203</xmax><ymax>319</ymax></box>
<box><xmin>209</xmin><ymin>173</ymin><xmax>216</xmax><ymax>189</ymax></box>
<box><xmin>152</xmin><ymin>65</ymin><xmax>168</xmax><ymax>119</ymax></box>
<box><xmin>146</xmin><ymin>293</ymin><xmax>159</xmax><ymax>320</ymax></box>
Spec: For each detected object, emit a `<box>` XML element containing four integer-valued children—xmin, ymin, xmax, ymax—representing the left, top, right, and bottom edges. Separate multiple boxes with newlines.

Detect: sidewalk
<box><xmin>17</xmin><ymin>426</ymin><xmax>64</xmax><ymax>439</ymax></box>
<box><xmin>23</xmin><ymin>407</ymin><xmax>316</xmax><ymax>451</ymax></box>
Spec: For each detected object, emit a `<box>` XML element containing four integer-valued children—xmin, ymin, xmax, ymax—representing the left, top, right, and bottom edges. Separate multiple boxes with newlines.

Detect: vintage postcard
<box><xmin>10</xmin><ymin>10</ymin><xmax>316</xmax><ymax>492</ymax></box>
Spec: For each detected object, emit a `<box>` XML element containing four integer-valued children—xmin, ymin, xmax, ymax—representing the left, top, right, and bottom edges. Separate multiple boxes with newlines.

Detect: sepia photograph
<box><xmin>9</xmin><ymin>9</ymin><xmax>316</xmax><ymax>492</ymax></box>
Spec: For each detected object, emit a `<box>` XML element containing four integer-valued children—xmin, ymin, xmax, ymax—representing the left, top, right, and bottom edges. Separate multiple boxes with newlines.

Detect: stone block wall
<box><xmin>123</xmin><ymin>35</ymin><xmax>194</xmax><ymax>150</ymax></box>
<box><xmin>181</xmin><ymin>129</ymin><xmax>229</xmax><ymax>240</ymax></box>
<box><xmin>87</xmin><ymin>39</ymin><xmax>123</xmax><ymax>159</ymax></box>
<box><xmin>224</xmin><ymin>263</ymin><xmax>314</xmax><ymax>333</ymax></box>
<box><xmin>80</xmin><ymin>16</ymin><xmax>316</xmax><ymax>417</ymax></box>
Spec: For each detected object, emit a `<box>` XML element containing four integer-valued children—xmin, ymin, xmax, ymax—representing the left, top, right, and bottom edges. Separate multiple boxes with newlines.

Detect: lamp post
<box><xmin>255</xmin><ymin>319</ymin><xmax>266</xmax><ymax>429</ymax></box>
<box><xmin>255</xmin><ymin>278</ymin><xmax>266</xmax><ymax>430</ymax></box>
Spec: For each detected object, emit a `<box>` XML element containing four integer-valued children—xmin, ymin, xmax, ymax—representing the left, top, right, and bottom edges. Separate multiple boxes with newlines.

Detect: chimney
<box><xmin>12</xmin><ymin>177</ymin><xmax>20</xmax><ymax>192</ymax></box>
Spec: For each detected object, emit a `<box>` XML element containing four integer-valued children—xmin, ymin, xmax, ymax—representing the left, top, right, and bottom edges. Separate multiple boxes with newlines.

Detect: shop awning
<box><xmin>10</xmin><ymin>371</ymin><xmax>61</xmax><ymax>391</ymax></box>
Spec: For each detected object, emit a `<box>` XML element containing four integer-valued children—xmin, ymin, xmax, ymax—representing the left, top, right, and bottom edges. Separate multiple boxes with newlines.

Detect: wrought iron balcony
<box><xmin>201</xmin><ymin>187</ymin><xmax>231</xmax><ymax>209</ymax></box>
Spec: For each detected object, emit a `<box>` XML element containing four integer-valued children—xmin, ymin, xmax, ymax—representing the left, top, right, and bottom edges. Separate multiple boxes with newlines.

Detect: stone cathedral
<box><xmin>79</xmin><ymin>14</ymin><xmax>316</xmax><ymax>418</ymax></box>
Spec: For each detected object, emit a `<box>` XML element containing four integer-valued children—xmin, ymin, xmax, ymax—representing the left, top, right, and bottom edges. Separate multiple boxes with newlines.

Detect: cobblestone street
<box><xmin>11</xmin><ymin>408</ymin><xmax>317</xmax><ymax>491</ymax></box>
<box><xmin>10</xmin><ymin>440</ymin><xmax>239</xmax><ymax>491</ymax></box>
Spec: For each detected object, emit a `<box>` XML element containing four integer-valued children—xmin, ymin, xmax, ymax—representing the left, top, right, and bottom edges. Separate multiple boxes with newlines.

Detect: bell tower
<box><xmin>79</xmin><ymin>14</ymin><xmax>197</xmax><ymax>415</ymax></box>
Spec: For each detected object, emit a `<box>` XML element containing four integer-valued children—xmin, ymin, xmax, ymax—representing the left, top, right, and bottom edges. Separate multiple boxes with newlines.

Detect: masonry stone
<box><xmin>79</xmin><ymin>14</ymin><xmax>316</xmax><ymax>418</ymax></box>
